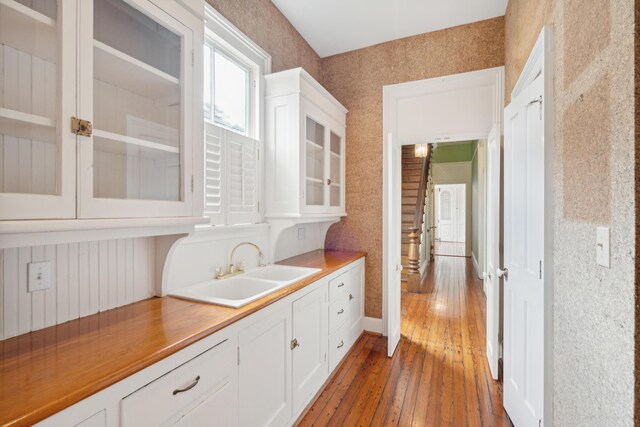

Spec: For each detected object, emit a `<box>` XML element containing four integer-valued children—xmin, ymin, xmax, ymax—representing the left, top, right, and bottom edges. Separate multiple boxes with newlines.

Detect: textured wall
<box><xmin>504</xmin><ymin>0</ymin><xmax>553</xmax><ymax>99</ymax></box>
<box><xmin>506</xmin><ymin>0</ymin><xmax>636</xmax><ymax>425</ymax></box>
<box><xmin>321</xmin><ymin>18</ymin><xmax>505</xmax><ymax>318</ymax></box>
<box><xmin>205</xmin><ymin>0</ymin><xmax>322</xmax><ymax>80</ymax></box>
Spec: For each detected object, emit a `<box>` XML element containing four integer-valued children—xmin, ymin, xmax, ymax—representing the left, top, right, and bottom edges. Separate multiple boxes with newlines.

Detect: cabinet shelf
<box><xmin>0</xmin><ymin>108</ymin><xmax>55</xmax><ymax>141</ymax></box>
<box><xmin>93</xmin><ymin>40</ymin><xmax>180</xmax><ymax>101</ymax></box>
<box><xmin>93</xmin><ymin>128</ymin><xmax>179</xmax><ymax>156</ymax></box>
<box><xmin>330</xmin><ymin>151</ymin><xmax>340</xmax><ymax>158</ymax></box>
<box><xmin>306</xmin><ymin>176</ymin><xmax>323</xmax><ymax>184</ymax></box>
<box><xmin>306</xmin><ymin>139</ymin><xmax>323</xmax><ymax>150</ymax></box>
<box><xmin>0</xmin><ymin>0</ymin><xmax>57</xmax><ymax>63</ymax></box>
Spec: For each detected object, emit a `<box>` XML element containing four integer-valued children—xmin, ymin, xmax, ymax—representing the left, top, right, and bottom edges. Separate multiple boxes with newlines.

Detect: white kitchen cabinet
<box><xmin>0</xmin><ymin>0</ymin><xmax>203</xmax><ymax>222</ymax></box>
<box><xmin>264</xmin><ymin>68</ymin><xmax>347</xmax><ymax>219</ymax></box>
<box><xmin>238</xmin><ymin>304</ymin><xmax>292</xmax><ymax>427</ymax></box>
<box><xmin>291</xmin><ymin>285</ymin><xmax>328</xmax><ymax>414</ymax></box>
<box><xmin>37</xmin><ymin>258</ymin><xmax>365</xmax><ymax>427</ymax></box>
<box><xmin>121</xmin><ymin>336</ymin><xmax>237</xmax><ymax>426</ymax></box>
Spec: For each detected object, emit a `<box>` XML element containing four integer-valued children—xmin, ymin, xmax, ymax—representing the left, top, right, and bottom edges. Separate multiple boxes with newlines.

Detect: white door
<box><xmin>503</xmin><ymin>72</ymin><xmax>545</xmax><ymax>426</ymax></box>
<box><xmin>485</xmin><ymin>124</ymin><xmax>500</xmax><ymax>379</ymax></box>
<box><xmin>385</xmin><ymin>134</ymin><xmax>402</xmax><ymax>357</ymax></box>
<box><xmin>436</xmin><ymin>186</ymin><xmax>454</xmax><ymax>241</ymax></box>
<box><xmin>291</xmin><ymin>286</ymin><xmax>327</xmax><ymax>414</ymax></box>
<box><xmin>239</xmin><ymin>305</ymin><xmax>292</xmax><ymax>427</ymax></box>
<box><xmin>436</xmin><ymin>184</ymin><xmax>464</xmax><ymax>242</ymax></box>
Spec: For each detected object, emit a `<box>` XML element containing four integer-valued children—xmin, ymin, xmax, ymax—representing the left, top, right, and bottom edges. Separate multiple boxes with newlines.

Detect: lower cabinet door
<box><xmin>292</xmin><ymin>286</ymin><xmax>328</xmax><ymax>414</ymax></box>
<box><xmin>239</xmin><ymin>305</ymin><xmax>292</xmax><ymax>427</ymax></box>
<box><xmin>172</xmin><ymin>380</ymin><xmax>236</xmax><ymax>427</ymax></box>
<box><xmin>348</xmin><ymin>263</ymin><xmax>364</xmax><ymax>345</ymax></box>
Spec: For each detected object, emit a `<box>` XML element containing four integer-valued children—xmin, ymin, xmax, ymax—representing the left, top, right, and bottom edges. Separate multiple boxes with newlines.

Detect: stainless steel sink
<box><xmin>168</xmin><ymin>265</ymin><xmax>321</xmax><ymax>308</ymax></box>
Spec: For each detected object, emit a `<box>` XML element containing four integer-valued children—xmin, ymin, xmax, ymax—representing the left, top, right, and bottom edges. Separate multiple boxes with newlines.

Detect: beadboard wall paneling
<box><xmin>0</xmin><ymin>237</ymin><xmax>155</xmax><ymax>340</ymax></box>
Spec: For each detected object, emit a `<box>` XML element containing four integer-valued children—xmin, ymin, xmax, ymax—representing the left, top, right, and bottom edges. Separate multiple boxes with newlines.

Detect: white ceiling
<box><xmin>270</xmin><ymin>0</ymin><xmax>508</xmax><ymax>58</ymax></box>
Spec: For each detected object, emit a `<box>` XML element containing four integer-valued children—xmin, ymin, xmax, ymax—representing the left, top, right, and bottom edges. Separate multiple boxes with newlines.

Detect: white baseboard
<box><xmin>471</xmin><ymin>251</ymin><xmax>481</xmax><ymax>279</ymax></box>
<box><xmin>363</xmin><ymin>316</ymin><xmax>383</xmax><ymax>334</ymax></box>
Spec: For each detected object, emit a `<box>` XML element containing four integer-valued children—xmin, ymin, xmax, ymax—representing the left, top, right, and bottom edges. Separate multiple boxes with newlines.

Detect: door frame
<box><xmin>382</xmin><ymin>67</ymin><xmax>504</xmax><ymax>339</ymax></box>
<box><xmin>431</xmin><ymin>165</ymin><xmax>471</xmax><ymax>253</ymax></box>
<box><xmin>504</xmin><ymin>25</ymin><xmax>555</xmax><ymax>426</ymax></box>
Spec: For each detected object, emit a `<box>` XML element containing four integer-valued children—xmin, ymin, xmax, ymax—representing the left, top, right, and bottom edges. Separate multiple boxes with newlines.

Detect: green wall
<box><xmin>431</xmin><ymin>141</ymin><xmax>475</xmax><ymax>163</ymax></box>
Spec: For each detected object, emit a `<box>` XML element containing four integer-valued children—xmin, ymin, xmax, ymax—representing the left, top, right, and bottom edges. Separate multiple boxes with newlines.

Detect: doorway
<box><xmin>434</xmin><ymin>183</ymin><xmax>466</xmax><ymax>256</ymax></box>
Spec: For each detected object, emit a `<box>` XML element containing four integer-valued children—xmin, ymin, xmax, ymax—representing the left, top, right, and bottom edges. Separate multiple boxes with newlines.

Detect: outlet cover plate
<box><xmin>28</xmin><ymin>261</ymin><xmax>51</xmax><ymax>292</ymax></box>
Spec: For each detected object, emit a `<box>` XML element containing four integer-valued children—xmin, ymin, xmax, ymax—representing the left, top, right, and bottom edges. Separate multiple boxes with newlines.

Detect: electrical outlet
<box><xmin>28</xmin><ymin>261</ymin><xmax>51</xmax><ymax>292</ymax></box>
<box><xmin>298</xmin><ymin>227</ymin><xmax>306</xmax><ymax>240</ymax></box>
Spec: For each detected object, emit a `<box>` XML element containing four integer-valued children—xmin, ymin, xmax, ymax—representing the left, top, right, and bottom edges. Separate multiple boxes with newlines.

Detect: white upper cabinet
<box><xmin>264</xmin><ymin>68</ymin><xmax>347</xmax><ymax>219</ymax></box>
<box><xmin>0</xmin><ymin>0</ymin><xmax>203</xmax><ymax>222</ymax></box>
<box><xmin>0</xmin><ymin>0</ymin><xmax>76</xmax><ymax>220</ymax></box>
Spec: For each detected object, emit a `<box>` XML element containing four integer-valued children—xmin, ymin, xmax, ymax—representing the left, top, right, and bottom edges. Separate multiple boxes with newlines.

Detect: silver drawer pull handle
<box><xmin>349</xmin><ymin>294</ymin><xmax>354</xmax><ymax>301</ymax></box>
<box><xmin>173</xmin><ymin>376</ymin><xmax>200</xmax><ymax>395</ymax></box>
<box><xmin>338</xmin><ymin>308</ymin><xmax>344</xmax><ymax>315</ymax></box>
<box><xmin>338</xmin><ymin>283</ymin><xmax>345</xmax><ymax>288</ymax></box>
<box><xmin>337</xmin><ymin>341</ymin><xmax>344</xmax><ymax>349</ymax></box>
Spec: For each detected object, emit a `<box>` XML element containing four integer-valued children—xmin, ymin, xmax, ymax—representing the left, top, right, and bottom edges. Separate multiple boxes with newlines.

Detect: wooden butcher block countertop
<box><xmin>0</xmin><ymin>250</ymin><xmax>366</xmax><ymax>427</ymax></box>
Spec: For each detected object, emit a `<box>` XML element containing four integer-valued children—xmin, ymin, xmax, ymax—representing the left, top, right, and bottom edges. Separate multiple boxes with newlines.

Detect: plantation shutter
<box><xmin>204</xmin><ymin>122</ymin><xmax>224</xmax><ymax>224</ymax></box>
<box><xmin>226</xmin><ymin>130</ymin><xmax>259</xmax><ymax>224</ymax></box>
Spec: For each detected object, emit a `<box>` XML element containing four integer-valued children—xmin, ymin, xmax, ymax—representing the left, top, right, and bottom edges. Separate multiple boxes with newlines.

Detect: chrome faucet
<box><xmin>215</xmin><ymin>242</ymin><xmax>267</xmax><ymax>280</ymax></box>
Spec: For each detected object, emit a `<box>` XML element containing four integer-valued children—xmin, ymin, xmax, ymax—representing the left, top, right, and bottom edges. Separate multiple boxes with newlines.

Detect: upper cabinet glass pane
<box><xmin>0</xmin><ymin>0</ymin><xmax>59</xmax><ymax>196</ymax></box>
<box><xmin>306</xmin><ymin>117</ymin><xmax>324</xmax><ymax>147</ymax></box>
<box><xmin>94</xmin><ymin>0</ymin><xmax>179</xmax><ymax>78</ymax></box>
<box><xmin>92</xmin><ymin>0</ymin><xmax>182</xmax><ymax>201</ymax></box>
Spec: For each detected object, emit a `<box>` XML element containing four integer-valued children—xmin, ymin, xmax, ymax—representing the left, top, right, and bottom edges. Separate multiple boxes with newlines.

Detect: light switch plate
<box><xmin>298</xmin><ymin>227</ymin><xmax>306</xmax><ymax>240</ymax></box>
<box><xmin>596</xmin><ymin>227</ymin><xmax>610</xmax><ymax>268</ymax></box>
<box><xmin>28</xmin><ymin>261</ymin><xmax>51</xmax><ymax>292</ymax></box>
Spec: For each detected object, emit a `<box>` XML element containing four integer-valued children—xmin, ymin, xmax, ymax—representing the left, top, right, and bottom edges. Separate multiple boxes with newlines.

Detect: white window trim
<box><xmin>202</xmin><ymin>5</ymin><xmax>271</xmax><ymax>227</ymax></box>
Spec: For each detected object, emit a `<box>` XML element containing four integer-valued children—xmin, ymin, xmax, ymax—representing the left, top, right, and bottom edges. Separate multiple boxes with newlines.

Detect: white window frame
<box><xmin>202</xmin><ymin>5</ymin><xmax>271</xmax><ymax>226</ymax></box>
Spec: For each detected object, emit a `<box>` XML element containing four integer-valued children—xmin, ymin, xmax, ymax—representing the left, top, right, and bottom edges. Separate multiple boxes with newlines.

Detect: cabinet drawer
<box><xmin>328</xmin><ymin>271</ymin><xmax>351</xmax><ymax>301</ymax></box>
<box><xmin>328</xmin><ymin>322</ymin><xmax>350</xmax><ymax>372</ymax></box>
<box><xmin>328</xmin><ymin>292</ymin><xmax>350</xmax><ymax>333</ymax></box>
<box><xmin>121</xmin><ymin>338</ymin><xmax>234</xmax><ymax>427</ymax></box>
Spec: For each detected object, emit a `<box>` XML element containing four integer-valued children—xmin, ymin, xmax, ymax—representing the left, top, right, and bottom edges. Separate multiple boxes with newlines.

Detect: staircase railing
<box><xmin>406</xmin><ymin>145</ymin><xmax>432</xmax><ymax>291</ymax></box>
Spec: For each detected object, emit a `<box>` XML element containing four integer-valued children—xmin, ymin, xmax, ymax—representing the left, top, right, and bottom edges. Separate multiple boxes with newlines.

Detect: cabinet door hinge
<box><xmin>192</xmin><ymin>50</ymin><xmax>195</xmax><ymax>66</ymax></box>
<box><xmin>237</xmin><ymin>346</ymin><xmax>240</xmax><ymax>365</ymax></box>
<box><xmin>257</xmin><ymin>201</ymin><xmax>260</xmax><ymax>212</ymax></box>
<box><xmin>191</xmin><ymin>175</ymin><xmax>194</xmax><ymax>193</ymax></box>
<box><xmin>71</xmin><ymin>117</ymin><xmax>92</xmax><ymax>137</ymax></box>
<box><xmin>324</xmin><ymin>352</ymin><xmax>327</xmax><ymax>361</ymax></box>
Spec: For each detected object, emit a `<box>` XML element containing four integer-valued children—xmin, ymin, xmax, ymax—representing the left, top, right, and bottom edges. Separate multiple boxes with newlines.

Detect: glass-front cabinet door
<box><xmin>304</xmin><ymin>116</ymin><xmax>325</xmax><ymax>209</ymax></box>
<box><xmin>302</xmin><ymin>109</ymin><xmax>344</xmax><ymax>214</ymax></box>
<box><xmin>0</xmin><ymin>0</ymin><xmax>76</xmax><ymax>219</ymax></box>
<box><xmin>328</xmin><ymin>130</ymin><xmax>343</xmax><ymax>210</ymax></box>
<box><xmin>78</xmin><ymin>0</ymin><xmax>194</xmax><ymax>218</ymax></box>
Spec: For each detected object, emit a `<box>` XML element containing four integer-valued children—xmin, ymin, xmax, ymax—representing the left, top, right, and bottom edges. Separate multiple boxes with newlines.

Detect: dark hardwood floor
<box><xmin>298</xmin><ymin>256</ymin><xmax>511</xmax><ymax>426</ymax></box>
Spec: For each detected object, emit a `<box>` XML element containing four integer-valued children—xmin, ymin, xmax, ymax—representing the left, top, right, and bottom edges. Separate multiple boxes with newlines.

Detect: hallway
<box><xmin>298</xmin><ymin>256</ymin><xmax>510</xmax><ymax>426</ymax></box>
<box><xmin>434</xmin><ymin>241</ymin><xmax>466</xmax><ymax>257</ymax></box>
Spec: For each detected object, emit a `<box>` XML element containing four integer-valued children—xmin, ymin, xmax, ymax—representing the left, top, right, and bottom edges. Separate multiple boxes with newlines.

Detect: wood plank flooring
<box><xmin>298</xmin><ymin>256</ymin><xmax>511</xmax><ymax>427</ymax></box>
<box><xmin>434</xmin><ymin>241</ymin><xmax>466</xmax><ymax>257</ymax></box>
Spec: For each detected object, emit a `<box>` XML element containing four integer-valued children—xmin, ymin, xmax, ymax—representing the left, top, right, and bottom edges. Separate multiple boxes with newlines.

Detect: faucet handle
<box><xmin>215</xmin><ymin>267</ymin><xmax>223</xmax><ymax>279</ymax></box>
<box><xmin>237</xmin><ymin>261</ymin><xmax>245</xmax><ymax>272</ymax></box>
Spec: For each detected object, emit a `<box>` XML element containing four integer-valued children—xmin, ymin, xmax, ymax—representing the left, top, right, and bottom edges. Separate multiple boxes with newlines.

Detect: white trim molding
<box><xmin>363</xmin><ymin>317</ymin><xmax>383</xmax><ymax>334</ymax></box>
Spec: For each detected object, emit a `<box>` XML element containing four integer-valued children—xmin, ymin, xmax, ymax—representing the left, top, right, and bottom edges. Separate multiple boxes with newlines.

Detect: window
<box><xmin>203</xmin><ymin>5</ymin><xmax>271</xmax><ymax>225</ymax></box>
<box><xmin>204</xmin><ymin>45</ymin><xmax>252</xmax><ymax>135</ymax></box>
